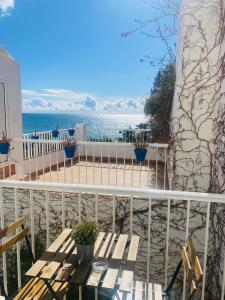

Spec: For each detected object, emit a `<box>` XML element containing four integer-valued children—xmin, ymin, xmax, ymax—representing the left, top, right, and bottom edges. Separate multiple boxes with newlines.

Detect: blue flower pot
<box><xmin>64</xmin><ymin>145</ymin><xmax>76</xmax><ymax>159</ymax></box>
<box><xmin>31</xmin><ymin>135</ymin><xmax>39</xmax><ymax>140</ymax></box>
<box><xmin>0</xmin><ymin>143</ymin><xmax>10</xmax><ymax>154</ymax></box>
<box><xmin>52</xmin><ymin>130</ymin><xmax>59</xmax><ymax>138</ymax></box>
<box><xmin>134</xmin><ymin>148</ymin><xmax>147</xmax><ymax>162</ymax></box>
<box><xmin>68</xmin><ymin>129</ymin><xmax>75</xmax><ymax>136</ymax></box>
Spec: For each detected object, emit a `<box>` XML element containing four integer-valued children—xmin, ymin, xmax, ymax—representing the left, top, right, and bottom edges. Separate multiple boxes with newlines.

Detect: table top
<box><xmin>26</xmin><ymin>228</ymin><xmax>140</xmax><ymax>293</ymax></box>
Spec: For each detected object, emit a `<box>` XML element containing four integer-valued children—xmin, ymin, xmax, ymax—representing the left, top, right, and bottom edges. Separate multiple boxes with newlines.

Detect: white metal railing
<box><xmin>23</xmin><ymin>128</ymin><xmax>75</xmax><ymax>141</ymax></box>
<box><xmin>86</xmin><ymin>127</ymin><xmax>152</xmax><ymax>143</ymax></box>
<box><xmin>8</xmin><ymin>139</ymin><xmax>168</xmax><ymax>189</ymax></box>
<box><xmin>0</xmin><ymin>180</ymin><xmax>225</xmax><ymax>299</ymax></box>
<box><xmin>22</xmin><ymin>126</ymin><xmax>151</xmax><ymax>144</ymax></box>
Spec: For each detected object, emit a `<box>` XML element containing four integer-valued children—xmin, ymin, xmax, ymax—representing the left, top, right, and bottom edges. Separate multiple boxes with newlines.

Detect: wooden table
<box><xmin>26</xmin><ymin>228</ymin><xmax>140</xmax><ymax>298</ymax></box>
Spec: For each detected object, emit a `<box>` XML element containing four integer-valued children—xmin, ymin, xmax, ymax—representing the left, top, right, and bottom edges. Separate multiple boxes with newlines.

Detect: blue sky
<box><xmin>0</xmin><ymin>0</ymin><xmax>170</xmax><ymax>113</ymax></box>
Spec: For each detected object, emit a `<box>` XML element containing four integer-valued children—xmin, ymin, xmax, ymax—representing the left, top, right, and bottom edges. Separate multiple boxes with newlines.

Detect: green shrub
<box><xmin>72</xmin><ymin>221</ymin><xmax>99</xmax><ymax>245</ymax></box>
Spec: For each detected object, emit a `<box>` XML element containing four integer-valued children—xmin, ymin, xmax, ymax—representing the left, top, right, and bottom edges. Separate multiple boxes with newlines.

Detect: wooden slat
<box><xmin>13</xmin><ymin>278</ymin><xmax>40</xmax><ymax>300</ymax></box>
<box><xmin>26</xmin><ymin>260</ymin><xmax>48</xmax><ymax>277</ymax></box>
<box><xmin>154</xmin><ymin>283</ymin><xmax>162</xmax><ymax>300</ymax></box>
<box><xmin>102</xmin><ymin>268</ymin><xmax>119</xmax><ymax>289</ymax></box>
<box><xmin>0</xmin><ymin>217</ymin><xmax>26</xmax><ymax>239</ymax></box>
<box><xmin>187</xmin><ymin>237</ymin><xmax>203</xmax><ymax>282</ymax></box>
<box><xmin>98</xmin><ymin>233</ymin><xmax>113</xmax><ymax>257</ymax></box>
<box><xmin>29</xmin><ymin>282</ymin><xmax>48</xmax><ymax>300</ymax></box>
<box><xmin>0</xmin><ymin>228</ymin><xmax>29</xmax><ymax>255</ymax></box>
<box><xmin>187</xmin><ymin>238</ymin><xmax>196</xmax><ymax>263</ymax></box>
<box><xmin>105</xmin><ymin>233</ymin><xmax>117</xmax><ymax>258</ymax></box>
<box><xmin>127</xmin><ymin>235</ymin><xmax>140</xmax><ymax>261</ymax></box>
<box><xmin>119</xmin><ymin>270</ymin><xmax>133</xmax><ymax>292</ymax></box>
<box><xmin>190</xmin><ymin>280</ymin><xmax>197</xmax><ymax>296</ymax></box>
<box><xmin>47</xmin><ymin>228</ymin><xmax>72</xmax><ymax>253</ymax></box>
<box><xmin>54</xmin><ymin>238</ymin><xmax>75</xmax><ymax>262</ymax></box>
<box><xmin>94</xmin><ymin>232</ymin><xmax>105</xmax><ymax>255</ymax></box>
<box><xmin>181</xmin><ymin>247</ymin><xmax>191</xmax><ymax>276</ymax></box>
<box><xmin>194</xmin><ymin>256</ymin><xmax>203</xmax><ymax>281</ymax></box>
<box><xmin>147</xmin><ymin>283</ymin><xmax>153</xmax><ymax>300</ymax></box>
<box><xmin>22</xmin><ymin>279</ymin><xmax>46</xmax><ymax>300</ymax></box>
<box><xmin>112</xmin><ymin>234</ymin><xmax>128</xmax><ymax>259</ymax></box>
<box><xmin>134</xmin><ymin>281</ymin><xmax>143</xmax><ymax>300</ymax></box>
<box><xmin>40</xmin><ymin>262</ymin><xmax>61</xmax><ymax>280</ymax></box>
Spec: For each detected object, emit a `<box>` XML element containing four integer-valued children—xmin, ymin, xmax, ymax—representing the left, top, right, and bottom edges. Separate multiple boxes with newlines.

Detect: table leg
<box><xmin>44</xmin><ymin>279</ymin><xmax>60</xmax><ymax>300</ymax></box>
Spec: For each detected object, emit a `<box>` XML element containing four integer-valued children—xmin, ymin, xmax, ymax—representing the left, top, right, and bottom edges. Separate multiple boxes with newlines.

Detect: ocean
<box><xmin>22</xmin><ymin>113</ymin><xmax>146</xmax><ymax>134</ymax></box>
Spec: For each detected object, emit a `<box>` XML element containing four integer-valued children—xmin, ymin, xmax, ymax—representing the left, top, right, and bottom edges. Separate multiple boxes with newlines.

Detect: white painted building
<box><xmin>0</xmin><ymin>47</ymin><xmax>22</xmax><ymax>138</ymax></box>
<box><xmin>170</xmin><ymin>0</ymin><xmax>225</xmax><ymax>192</ymax></box>
<box><xmin>0</xmin><ymin>47</ymin><xmax>23</xmax><ymax>176</ymax></box>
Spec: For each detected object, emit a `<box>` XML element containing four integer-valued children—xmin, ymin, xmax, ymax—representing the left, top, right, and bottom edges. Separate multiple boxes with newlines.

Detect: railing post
<box><xmin>76</xmin><ymin>124</ymin><xmax>86</xmax><ymax>158</ymax></box>
<box><xmin>76</xmin><ymin>123</ymin><xmax>86</xmax><ymax>141</ymax></box>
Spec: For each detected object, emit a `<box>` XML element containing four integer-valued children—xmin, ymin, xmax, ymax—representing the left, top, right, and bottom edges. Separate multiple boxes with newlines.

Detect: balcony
<box><xmin>0</xmin><ymin>180</ymin><xmax>225</xmax><ymax>299</ymax></box>
<box><xmin>0</xmin><ymin>125</ymin><xmax>168</xmax><ymax>189</ymax></box>
<box><xmin>0</xmin><ymin>125</ymin><xmax>225</xmax><ymax>299</ymax></box>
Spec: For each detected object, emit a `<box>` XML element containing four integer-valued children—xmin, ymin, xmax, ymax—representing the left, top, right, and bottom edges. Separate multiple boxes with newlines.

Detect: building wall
<box><xmin>0</xmin><ymin>47</ymin><xmax>23</xmax><ymax>172</ymax></box>
<box><xmin>170</xmin><ymin>0</ymin><xmax>225</xmax><ymax>192</ymax></box>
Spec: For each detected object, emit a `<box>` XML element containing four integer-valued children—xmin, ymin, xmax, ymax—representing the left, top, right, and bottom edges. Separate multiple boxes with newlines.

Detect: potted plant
<box><xmin>72</xmin><ymin>221</ymin><xmax>99</xmax><ymax>261</ymax></box>
<box><xmin>52</xmin><ymin>126</ymin><xmax>59</xmax><ymax>139</ymax></box>
<box><xmin>0</xmin><ymin>132</ymin><xmax>11</xmax><ymax>155</ymax></box>
<box><xmin>133</xmin><ymin>140</ymin><xmax>148</xmax><ymax>162</ymax></box>
<box><xmin>63</xmin><ymin>139</ymin><xmax>77</xmax><ymax>159</ymax></box>
<box><xmin>31</xmin><ymin>130</ymin><xmax>39</xmax><ymax>140</ymax></box>
<box><xmin>68</xmin><ymin>128</ymin><xmax>75</xmax><ymax>137</ymax></box>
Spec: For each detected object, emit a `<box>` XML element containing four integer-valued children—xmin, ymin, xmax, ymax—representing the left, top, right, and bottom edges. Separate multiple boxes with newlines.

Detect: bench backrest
<box><xmin>0</xmin><ymin>217</ymin><xmax>29</xmax><ymax>255</ymax></box>
<box><xmin>181</xmin><ymin>237</ymin><xmax>203</xmax><ymax>298</ymax></box>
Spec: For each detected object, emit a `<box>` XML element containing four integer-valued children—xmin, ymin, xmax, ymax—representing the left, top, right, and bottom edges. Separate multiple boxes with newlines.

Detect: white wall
<box><xmin>0</xmin><ymin>47</ymin><xmax>23</xmax><ymax>171</ymax></box>
<box><xmin>170</xmin><ymin>0</ymin><xmax>224</xmax><ymax>192</ymax></box>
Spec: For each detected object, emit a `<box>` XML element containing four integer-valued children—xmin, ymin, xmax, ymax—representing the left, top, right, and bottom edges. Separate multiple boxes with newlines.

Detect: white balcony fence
<box><xmin>86</xmin><ymin>127</ymin><xmax>152</xmax><ymax>143</ymax></box>
<box><xmin>22</xmin><ymin>126</ymin><xmax>152</xmax><ymax>144</ymax></box>
<box><xmin>3</xmin><ymin>139</ymin><xmax>168</xmax><ymax>189</ymax></box>
<box><xmin>0</xmin><ymin>180</ymin><xmax>225</xmax><ymax>299</ymax></box>
<box><xmin>23</xmin><ymin>128</ymin><xmax>74</xmax><ymax>141</ymax></box>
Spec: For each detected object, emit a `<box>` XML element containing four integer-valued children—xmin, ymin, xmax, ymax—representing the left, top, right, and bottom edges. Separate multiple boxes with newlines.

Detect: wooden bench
<box><xmin>0</xmin><ymin>217</ymin><xmax>69</xmax><ymax>300</ymax></box>
<box><xmin>165</xmin><ymin>236</ymin><xmax>203</xmax><ymax>299</ymax></box>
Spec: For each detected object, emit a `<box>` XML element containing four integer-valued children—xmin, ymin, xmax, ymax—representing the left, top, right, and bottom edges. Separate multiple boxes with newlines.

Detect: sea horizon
<box><xmin>22</xmin><ymin>112</ymin><xmax>146</xmax><ymax>134</ymax></box>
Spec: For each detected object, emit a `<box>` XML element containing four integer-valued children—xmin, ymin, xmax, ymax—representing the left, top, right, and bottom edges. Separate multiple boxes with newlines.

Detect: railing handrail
<box><xmin>1</xmin><ymin>179</ymin><xmax>225</xmax><ymax>203</ymax></box>
<box><xmin>87</xmin><ymin>127</ymin><xmax>151</xmax><ymax>131</ymax></box>
<box><xmin>15</xmin><ymin>138</ymin><xmax>169</xmax><ymax>148</ymax></box>
<box><xmin>22</xmin><ymin>127</ymin><xmax>151</xmax><ymax>136</ymax></box>
<box><xmin>23</xmin><ymin>128</ymin><xmax>70</xmax><ymax>136</ymax></box>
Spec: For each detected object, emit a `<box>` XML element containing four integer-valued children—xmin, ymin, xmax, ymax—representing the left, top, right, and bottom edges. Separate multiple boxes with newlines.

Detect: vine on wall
<box><xmin>170</xmin><ymin>0</ymin><xmax>225</xmax><ymax>298</ymax></box>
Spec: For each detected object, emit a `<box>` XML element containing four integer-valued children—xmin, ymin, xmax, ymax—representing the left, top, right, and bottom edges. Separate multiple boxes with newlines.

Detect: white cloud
<box><xmin>0</xmin><ymin>0</ymin><xmax>14</xmax><ymax>16</ymax></box>
<box><xmin>22</xmin><ymin>88</ymin><xmax>144</xmax><ymax>113</ymax></box>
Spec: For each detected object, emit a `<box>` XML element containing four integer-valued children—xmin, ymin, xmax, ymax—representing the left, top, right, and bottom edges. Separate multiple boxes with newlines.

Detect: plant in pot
<box><xmin>31</xmin><ymin>130</ymin><xmax>39</xmax><ymax>140</ymax></box>
<box><xmin>52</xmin><ymin>126</ymin><xmax>59</xmax><ymax>139</ymax></box>
<box><xmin>72</xmin><ymin>221</ymin><xmax>99</xmax><ymax>261</ymax></box>
<box><xmin>133</xmin><ymin>140</ymin><xmax>148</xmax><ymax>162</ymax></box>
<box><xmin>0</xmin><ymin>132</ymin><xmax>11</xmax><ymax>155</ymax></box>
<box><xmin>63</xmin><ymin>139</ymin><xmax>77</xmax><ymax>159</ymax></box>
<box><xmin>68</xmin><ymin>128</ymin><xmax>75</xmax><ymax>137</ymax></box>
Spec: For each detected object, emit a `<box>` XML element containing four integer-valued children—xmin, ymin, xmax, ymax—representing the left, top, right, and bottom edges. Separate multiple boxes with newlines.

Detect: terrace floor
<box><xmin>17</xmin><ymin>159</ymin><xmax>166</xmax><ymax>189</ymax></box>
